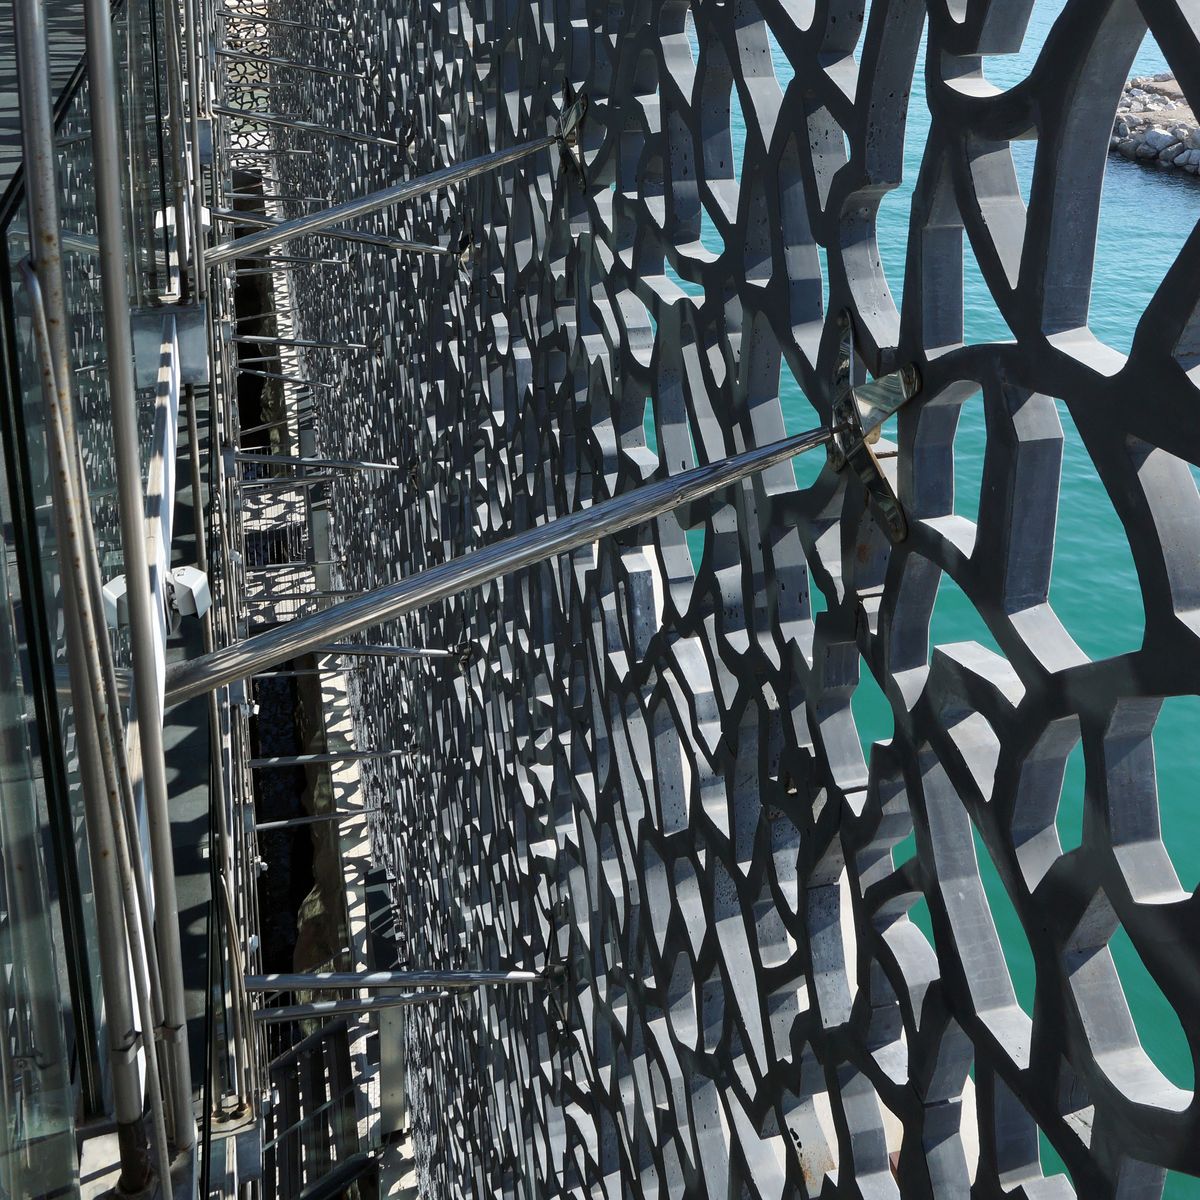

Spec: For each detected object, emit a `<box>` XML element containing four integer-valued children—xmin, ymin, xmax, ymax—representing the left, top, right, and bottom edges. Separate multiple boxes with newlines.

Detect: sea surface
<box><xmin>681</xmin><ymin>3</ymin><xmax>1200</xmax><ymax>1190</ymax></box>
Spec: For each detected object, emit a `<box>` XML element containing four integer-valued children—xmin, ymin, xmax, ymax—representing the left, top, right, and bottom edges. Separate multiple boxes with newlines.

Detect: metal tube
<box><xmin>84</xmin><ymin>0</ymin><xmax>196</xmax><ymax>1146</ymax></box>
<box><xmin>161</xmin><ymin>0</ymin><xmax>191</xmax><ymax>297</ymax></box>
<box><xmin>206</xmin><ymin>134</ymin><xmax>557</xmax><ymax>263</ymax></box>
<box><xmin>317</xmin><ymin>643</ymin><xmax>457</xmax><ymax>660</ymax></box>
<box><xmin>248</xmin><ymin>750</ymin><xmax>409</xmax><ymax>768</ymax></box>
<box><xmin>237</xmin><ymin>368</ymin><xmax>332</xmax><ymax>390</ymax></box>
<box><xmin>254</xmin><ymin>810</ymin><xmax>383</xmax><ymax>832</ymax></box>
<box><xmin>12</xmin><ymin>3</ymin><xmax>153</xmax><ymax>1179</ymax></box>
<box><xmin>237</xmin><ymin>474</ymin><xmax>340</xmax><ymax>489</ymax></box>
<box><xmin>216</xmin><ymin>8</ymin><xmax>342</xmax><ymax>32</ymax></box>
<box><xmin>209</xmin><ymin>208</ymin><xmax>449</xmax><ymax>256</ymax></box>
<box><xmin>235</xmin><ymin>452</ymin><xmax>402</xmax><ymax>472</ymax></box>
<box><xmin>165</xmin><ymin>425</ymin><xmax>834</xmax><ymax>704</ymax></box>
<box><xmin>245</xmin><ymin>970</ymin><xmax>546</xmax><ymax>992</ymax></box>
<box><xmin>231</xmin><ymin>334</ymin><xmax>369</xmax><ymax>350</ymax></box>
<box><xmin>253</xmin><ymin>993</ymin><xmax>448</xmax><ymax>1022</ymax></box>
<box><xmin>19</xmin><ymin>265</ymin><xmax>169</xmax><ymax>1186</ymax></box>
<box><xmin>216</xmin><ymin>47</ymin><xmax>367</xmax><ymax>80</ymax></box>
<box><xmin>182</xmin><ymin>0</ymin><xmax>206</xmax><ymax>297</ymax></box>
<box><xmin>211</xmin><ymin>105</ymin><xmax>397</xmax><ymax>147</ymax></box>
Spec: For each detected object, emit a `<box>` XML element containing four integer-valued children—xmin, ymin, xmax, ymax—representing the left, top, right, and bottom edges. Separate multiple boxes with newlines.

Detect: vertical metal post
<box><xmin>12</xmin><ymin>0</ymin><xmax>151</xmax><ymax>1184</ymax></box>
<box><xmin>21</xmin><ymin>264</ymin><xmax>174</xmax><ymax>1188</ymax></box>
<box><xmin>181</xmin><ymin>0</ymin><xmax>206</xmax><ymax>294</ymax></box>
<box><xmin>83</xmin><ymin>0</ymin><xmax>197</xmax><ymax>1150</ymax></box>
<box><xmin>161</xmin><ymin>0</ymin><xmax>191</xmax><ymax>296</ymax></box>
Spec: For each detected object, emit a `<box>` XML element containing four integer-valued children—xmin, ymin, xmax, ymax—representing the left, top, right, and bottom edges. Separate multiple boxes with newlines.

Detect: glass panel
<box><xmin>0</xmin><ymin>426</ymin><xmax>78</xmax><ymax>1197</ymax></box>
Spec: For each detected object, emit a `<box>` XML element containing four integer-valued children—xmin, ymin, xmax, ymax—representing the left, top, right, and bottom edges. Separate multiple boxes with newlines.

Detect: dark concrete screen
<box><xmin>226</xmin><ymin>0</ymin><xmax>1200</xmax><ymax>1194</ymax></box>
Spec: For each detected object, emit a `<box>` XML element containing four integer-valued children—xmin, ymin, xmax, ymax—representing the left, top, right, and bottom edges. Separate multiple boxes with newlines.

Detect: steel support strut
<box><xmin>245</xmin><ymin>970</ymin><xmax>546</xmax><ymax>991</ymax></box>
<box><xmin>83</xmin><ymin>0</ymin><xmax>196</xmax><ymax>1146</ymax></box>
<box><xmin>165</xmin><ymin>425</ymin><xmax>835</xmax><ymax>703</ymax></box>
<box><xmin>204</xmin><ymin>104</ymin><xmax>582</xmax><ymax>264</ymax></box>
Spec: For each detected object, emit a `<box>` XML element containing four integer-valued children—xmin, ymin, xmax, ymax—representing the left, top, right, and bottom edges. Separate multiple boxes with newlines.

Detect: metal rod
<box><xmin>317</xmin><ymin>642</ymin><xmax>458</xmax><ymax>660</ymax></box>
<box><xmin>254</xmin><ymin>810</ymin><xmax>383</xmax><ymax>832</ymax></box>
<box><xmin>14</xmin><ymin>1</ymin><xmax>154</xmax><ymax>1179</ymax></box>
<box><xmin>84</xmin><ymin>0</ymin><xmax>196</xmax><ymax>1146</ymax></box>
<box><xmin>165</xmin><ymin>425</ymin><xmax>834</xmax><ymax>704</ymax></box>
<box><xmin>253</xmin><ymin>993</ymin><xmax>448</xmax><ymax>1022</ymax></box>
<box><xmin>216</xmin><ymin>8</ymin><xmax>342</xmax><ymax>32</ymax></box>
<box><xmin>181</xmin><ymin>0</ymin><xmax>205</xmax><ymax>298</ymax></box>
<box><xmin>209</xmin><ymin>207</ymin><xmax>449</xmax><ymax>256</ymax></box>
<box><xmin>245</xmin><ymin>970</ymin><xmax>546</xmax><ymax>992</ymax></box>
<box><xmin>225</xmin><ymin>192</ymin><xmax>329</xmax><ymax>202</ymax></box>
<box><xmin>237</xmin><ymin>474</ymin><xmax>339</xmax><ymax>489</ymax></box>
<box><xmin>231</xmin><ymin>334</ymin><xmax>370</xmax><ymax>350</ymax></box>
<box><xmin>248</xmin><ymin>750</ymin><xmax>409</xmax><ymax>768</ymax></box>
<box><xmin>211</xmin><ymin>105</ymin><xmax>397</xmax><ymax>147</ymax></box>
<box><xmin>206</xmin><ymin>133</ymin><xmax>557</xmax><ymax>264</ymax></box>
<box><xmin>167</xmin><ymin>0</ymin><xmax>192</xmax><ymax>299</ymax></box>
<box><xmin>216</xmin><ymin>47</ymin><xmax>367</xmax><ymax>81</ymax></box>
<box><xmin>235</xmin><ymin>452</ymin><xmax>402</xmax><ymax>472</ymax></box>
<box><xmin>19</xmin><ymin>264</ymin><xmax>168</xmax><ymax>1187</ymax></box>
<box><xmin>236</xmin><ymin>368</ymin><xmax>332</xmax><ymax>390</ymax></box>
<box><xmin>246</xmin><ymin>562</ymin><xmax>339</xmax><ymax>571</ymax></box>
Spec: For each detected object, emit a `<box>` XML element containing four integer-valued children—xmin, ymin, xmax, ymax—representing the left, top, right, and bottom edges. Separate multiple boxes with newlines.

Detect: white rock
<box><xmin>1142</xmin><ymin>127</ymin><xmax>1178</xmax><ymax>152</ymax></box>
<box><xmin>1118</xmin><ymin>137</ymin><xmax>1140</xmax><ymax>159</ymax></box>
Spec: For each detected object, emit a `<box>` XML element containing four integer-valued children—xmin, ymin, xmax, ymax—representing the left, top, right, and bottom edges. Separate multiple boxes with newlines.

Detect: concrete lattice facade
<box><xmin>220</xmin><ymin>0</ymin><xmax>1200</xmax><ymax>1195</ymax></box>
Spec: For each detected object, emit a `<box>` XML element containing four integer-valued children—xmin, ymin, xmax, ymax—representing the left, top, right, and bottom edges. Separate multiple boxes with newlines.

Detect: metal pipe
<box><xmin>19</xmin><ymin>264</ymin><xmax>169</xmax><ymax>1186</ymax></box>
<box><xmin>237</xmin><ymin>474</ymin><xmax>340</xmax><ymax>489</ymax></box>
<box><xmin>161</xmin><ymin>0</ymin><xmax>191</xmax><ymax>298</ymax></box>
<box><xmin>12</xmin><ymin>4</ymin><xmax>155</xmax><ymax>1179</ymax></box>
<box><xmin>84</xmin><ymin>0</ymin><xmax>196</xmax><ymax>1146</ymax></box>
<box><xmin>231</xmin><ymin>334</ymin><xmax>370</xmax><ymax>350</ymax></box>
<box><xmin>211</xmin><ymin>105</ymin><xmax>397</xmax><ymax>147</ymax></box>
<box><xmin>245</xmin><ymin>970</ymin><xmax>546</xmax><ymax>992</ymax></box>
<box><xmin>235</xmin><ymin>452</ymin><xmax>403</xmax><ymax>472</ymax></box>
<box><xmin>237</xmin><ymin>368</ymin><xmax>332</xmax><ymax>390</ymax></box>
<box><xmin>182</xmin><ymin>0</ymin><xmax>206</xmax><ymax>297</ymax></box>
<box><xmin>165</xmin><ymin>425</ymin><xmax>835</xmax><ymax>704</ymax></box>
<box><xmin>317</xmin><ymin>642</ymin><xmax>458</xmax><ymax>660</ymax></box>
<box><xmin>216</xmin><ymin>47</ymin><xmax>367</xmax><ymax>81</ymax></box>
<box><xmin>209</xmin><ymin>208</ymin><xmax>450</xmax><ymax>257</ymax></box>
<box><xmin>216</xmin><ymin>8</ymin><xmax>342</xmax><ymax>32</ymax></box>
<box><xmin>253</xmin><ymin>993</ymin><xmax>448</xmax><ymax>1022</ymax></box>
<box><xmin>206</xmin><ymin>134</ymin><xmax>557</xmax><ymax>264</ymax></box>
<box><xmin>254</xmin><ymin>810</ymin><xmax>383</xmax><ymax>832</ymax></box>
<box><xmin>248</xmin><ymin>750</ymin><xmax>410</xmax><ymax>768</ymax></box>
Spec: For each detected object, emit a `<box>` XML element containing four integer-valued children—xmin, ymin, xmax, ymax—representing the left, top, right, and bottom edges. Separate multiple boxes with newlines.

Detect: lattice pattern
<box><xmin>222</xmin><ymin>0</ymin><xmax>1200</xmax><ymax>1194</ymax></box>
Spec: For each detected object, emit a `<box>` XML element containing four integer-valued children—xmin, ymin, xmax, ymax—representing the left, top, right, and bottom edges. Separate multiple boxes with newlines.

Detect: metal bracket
<box><xmin>556</xmin><ymin>82</ymin><xmax>587</xmax><ymax>181</ymax></box>
<box><xmin>111</xmin><ymin>1030</ymin><xmax>144</xmax><ymax>1068</ymax></box>
<box><xmin>167</xmin><ymin>564</ymin><xmax>212</xmax><ymax>620</ymax></box>
<box><xmin>131</xmin><ymin>302</ymin><xmax>210</xmax><ymax>388</ymax></box>
<box><xmin>102</xmin><ymin>574</ymin><xmax>129</xmax><ymax>629</ymax></box>
<box><xmin>156</xmin><ymin>1022</ymin><xmax>186</xmax><ymax>1046</ymax></box>
<box><xmin>195</xmin><ymin>117</ymin><xmax>213</xmax><ymax>165</ymax></box>
<box><xmin>827</xmin><ymin>312</ymin><xmax>921</xmax><ymax>543</ymax></box>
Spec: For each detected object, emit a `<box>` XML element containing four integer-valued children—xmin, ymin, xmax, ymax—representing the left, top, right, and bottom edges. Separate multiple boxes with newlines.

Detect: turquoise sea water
<box><xmin>679</xmin><ymin>3</ymin><xmax>1200</xmax><ymax>1190</ymax></box>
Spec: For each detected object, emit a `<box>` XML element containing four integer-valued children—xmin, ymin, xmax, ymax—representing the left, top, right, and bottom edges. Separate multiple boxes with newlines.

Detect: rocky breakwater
<box><xmin>1111</xmin><ymin>75</ymin><xmax>1199</xmax><ymax>175</ymax></box>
